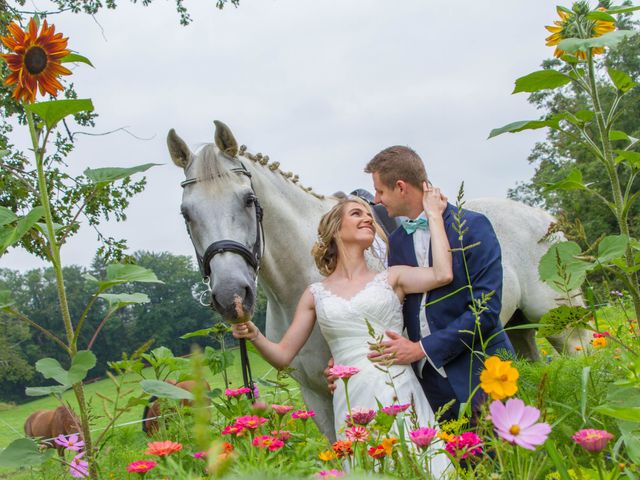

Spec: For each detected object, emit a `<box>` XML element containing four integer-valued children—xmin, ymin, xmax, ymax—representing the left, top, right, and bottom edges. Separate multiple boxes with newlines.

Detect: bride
<box><xmin>232</xmin><ymin>183</ymin><xmax>452</xmax><ymax>475</ymax></box>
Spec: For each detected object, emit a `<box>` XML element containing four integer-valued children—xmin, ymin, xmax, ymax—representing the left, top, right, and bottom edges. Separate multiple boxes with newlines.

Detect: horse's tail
<box><xmin>141</xmin><ymin>396</ymin><xmax>159</xmax><ymax>434</ymax></box>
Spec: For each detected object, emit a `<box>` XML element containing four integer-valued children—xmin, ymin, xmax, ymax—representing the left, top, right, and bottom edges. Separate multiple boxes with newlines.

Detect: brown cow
<box><xmin>24</xmin><ymin>405</ymin><xmax>81</xmax><ymax>456</ymax></box>
<box><xmin>142</xmin><ymin>379</ymin><xmax>210</xmax><ymax>435</ymax></box>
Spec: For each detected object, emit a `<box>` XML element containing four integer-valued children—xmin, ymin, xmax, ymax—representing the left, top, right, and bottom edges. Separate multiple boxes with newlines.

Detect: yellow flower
<box><xmin>319</xmin><ymin>450</ymin><xmax>337</xmax><ymax>461</ymax></box>
<box><xmin>592</xmin><ymin>337</ymin><xmax>607</xmax><ymax>348</ymax></box>
<box><xmin>545</xmin><ymin>5</ymin><xmax>615</xmax><ymax>60</ymax></box>
<box><xmin>437</xmin><ymin>431</ymin><xmax>456</xmax><ymax>443</ymax></box>
<box><xmin>575</xmin><ymin>345</ymin><xmax>583</xmax><ymax>351</ymax></box>
<box><xmin>0</xmin><ymin>18</ymin><xmax>71</xmax><ymax>103</ymax></box>
<box><xmin>381</xmin><ymin>437</ymin><xmax>398</xmax><ymax>456</ymax></box>
<box><xmin>479</xmin><ymin>356</ymin><xmax>519</xmax><ymax>400</ymax></box>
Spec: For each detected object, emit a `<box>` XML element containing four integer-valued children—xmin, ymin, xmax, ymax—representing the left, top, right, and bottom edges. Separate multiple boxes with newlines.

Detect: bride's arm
<box><xmin>390</xmin><ymin>185</ymin><xmax>453</xmax><ymax>296</ymax></box>
<box><xmin>232</xmin><ymin>287</ymin><xmax>316</xmax><ymax>370</ymax></box>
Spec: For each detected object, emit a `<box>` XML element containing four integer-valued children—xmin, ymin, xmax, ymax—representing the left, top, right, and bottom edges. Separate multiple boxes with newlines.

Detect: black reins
<box><xmin>180</xmin><ymin>160</ymin><xmax>263</xmax><ymax>400</ymax></box>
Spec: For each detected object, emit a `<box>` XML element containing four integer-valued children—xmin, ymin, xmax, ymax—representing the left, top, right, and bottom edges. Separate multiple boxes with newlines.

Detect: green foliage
<box><xmin>140</xmin><ymin>379</ymin><xmax>194</xmax><ymax>400</ymax></box>
<box><xmin>537</xmin><ymin>305</ymin><xmax>590</xmax><ymax>338</ymax></box>
<box><xmin>26</xmin><ymin>99</ymin><xmax>94</xmax><ymax>130</ymax></box>
<box><xmin>0</xmin><ymin>438</ymin><xmax>53</xmax><ymax>468</ymax></box>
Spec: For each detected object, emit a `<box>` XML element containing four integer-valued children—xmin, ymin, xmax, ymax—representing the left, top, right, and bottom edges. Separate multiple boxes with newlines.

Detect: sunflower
<box><xmin>545</xmin><ymin>5</ymin><xmax>616</xmax><ymax>60</ymax></box>
<box><xmin>0</xmin><ymin>18</ymin><xmax>71</xmax><ymax>103</ymax></box>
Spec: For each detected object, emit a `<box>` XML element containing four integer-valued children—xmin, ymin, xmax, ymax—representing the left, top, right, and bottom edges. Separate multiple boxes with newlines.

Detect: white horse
<box><xmin>169</xmin><ymin>121</ymin><xmax>589</xmax><ymax>440</ymax></box>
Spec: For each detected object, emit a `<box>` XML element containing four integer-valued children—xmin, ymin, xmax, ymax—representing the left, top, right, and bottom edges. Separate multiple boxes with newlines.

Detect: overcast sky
<box><xmin>2</xmin><ymin>0</ymin><xmax>597</xmax><ymax>271</ymax></box>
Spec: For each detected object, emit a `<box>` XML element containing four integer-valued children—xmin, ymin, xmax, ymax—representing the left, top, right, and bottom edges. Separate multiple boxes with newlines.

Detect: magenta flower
<box><xmin>54</xmin><ymin>433</ymin><xmax>84</xmax><ymax>451</ymax></box>
<box><xmin>271</xmin><ymin>430</ymin><xmax>291</xmax><ymax>441</ymax></box>
<box><xmin>127</xmin><ymin>460</ymin><xmax>157</xmax><ymax>473</ymax></box>
<box><xmin>316</xmin><ymin>469</ymin><xmax>346</xmax><ymax>478</ymax></box>
<box><xmin>380</xmin><ymin>403</ymin><xmax>411</xmax><ymax>416</ymax></box>
<box><xmin>409</xmin><ymin>427</ymin><xmax>438</xmax><ymax>449</ymax></box>
<box><xmin>572</xmin><ymin>429</ymin><xmax>614</xmax><ymax>453</ymax></box>
<box><xmin>192</xmin><ymin>451</ymin><xmax>206</xmax><ymax>459</ymax></box>
<box><xmin>221</xmin><ymin>424</ymin><xmax>244</xmax><ymax>436</ymax></box>
<box><xmin>328</xmin><ymin>365</ymin><xmax>360</xmax><ymax>379</ymax></box>
<box><xmin>490</xmin><ymin>399</ymin><xmax>551</xmax><ymax>450</ymax></box>
<box><xmin>272</xmin><ymin>404</ymin><xmax>294</xmax><ymax>416</ymax></box>
<box><xmin>346</xmin><ymin>407</ymin><xmax>376</xmax><ymax>426</ymax></box>
<box><xmin>252</xmin><ymin>435</ymin><xmax>285</xmax><ymax>451</ymax></box>
<box><xmin>291</xmin><ymin>409</ymin><xmax>316</xmax><ymax>421</ymax></box>
<box><xmin>69</xmin><ymin>451</ymin><xmax>89</xmax><ymax>478</ymax></box>
<box><xmin>445</xmin><ymin>432</ymin><xmax>483</xmax><ymax>459</ymax></box>
<box><xmin>225</xmin><ymin>386</ymin><xmax>251</xmax><ymax>397</ymax></box>
<box><xmin>234</xmin><ymin>415</ymin><xmax>268</xmax><ymax>429</ymax></box>
<box><xmin>345</xmin><ymin>426</ymin><xmax>370</xmax><ymax>442</ymax></box>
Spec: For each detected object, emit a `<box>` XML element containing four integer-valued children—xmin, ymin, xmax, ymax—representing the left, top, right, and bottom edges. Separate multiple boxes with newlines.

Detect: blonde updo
<box><xmin>311</xmin><ymin>197</ymin><xmax>387</xmax><ymax>276</ymax></box>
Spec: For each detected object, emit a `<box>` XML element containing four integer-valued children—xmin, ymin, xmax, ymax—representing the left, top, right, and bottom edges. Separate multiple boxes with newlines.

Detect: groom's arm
<box><xmin>420</xmin><ymin>214</ymin><xmax>503</xmax><ymax>368</ymax></box>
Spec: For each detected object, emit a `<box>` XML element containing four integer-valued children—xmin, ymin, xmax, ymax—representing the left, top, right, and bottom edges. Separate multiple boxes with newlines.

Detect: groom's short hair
<box><xmin>365</xmin><ymin>146</ymin><xmax>427</xmax><ymax>190</ymax></box>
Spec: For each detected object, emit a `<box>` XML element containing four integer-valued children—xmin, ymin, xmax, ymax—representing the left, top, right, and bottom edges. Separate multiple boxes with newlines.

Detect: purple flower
<box><xmin>490</xmin><ymin>399</ymin><xmax>551</xmax><ymax>450</ymax></box>
<box><xmin>573</xmin><ymin>429</ymin><xmax>614</xmax><ymax>453</ymax></box>
<box><xmin>54</xmin><ymin>433</ymin><xmax>84</xmax><ymax>451</ymax></box>
<box><xmin>345</xmin><ymin>407</ymin><xmax>376</xmax><ymax>426</ymax></box>
<box><xmin>69</xmin><ymin>451</ymin><xmax>89</xmax><ymax>478</ymax></box>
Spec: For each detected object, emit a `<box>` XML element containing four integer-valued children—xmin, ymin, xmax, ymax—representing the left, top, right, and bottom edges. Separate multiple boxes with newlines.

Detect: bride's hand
<box><xmin>232</xmin><ymin>321</ymin><xmax>260</xmax><ymax>341</ymax></box>
<box><xmin>422</xmin><ymin>182</ymin><xmax>447</xmax><ymax>218</ymax></box>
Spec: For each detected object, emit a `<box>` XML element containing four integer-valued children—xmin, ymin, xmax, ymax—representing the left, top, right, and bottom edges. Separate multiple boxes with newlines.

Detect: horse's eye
<box><xmin>245</xmin><ymin>194</ymin><xmax>256</xmax><ymax>208</ymax></box>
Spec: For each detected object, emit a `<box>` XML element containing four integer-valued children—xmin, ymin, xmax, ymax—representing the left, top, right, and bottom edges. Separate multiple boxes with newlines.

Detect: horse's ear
<box><xmin>214</xmin><ymin>120</ymin><xmax>239</xmax><ymax>158</ymax></box>
<box><xmin>167</xmin><ymin>129</ymin><xmax>193</xmax><ymax>169</ymax></box>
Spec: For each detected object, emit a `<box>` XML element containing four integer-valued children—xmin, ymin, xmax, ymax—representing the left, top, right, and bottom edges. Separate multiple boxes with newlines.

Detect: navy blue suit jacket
<box><xmin>388</xmin><ymin>203</ymin><xmax>514</xmax><ymax>405</ymax></box>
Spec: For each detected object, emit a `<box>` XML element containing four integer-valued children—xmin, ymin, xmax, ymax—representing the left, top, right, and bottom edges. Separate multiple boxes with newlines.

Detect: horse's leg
<box><xmin>504</xmin><ymin>310</ymin><xmax>540</xmax><ymax>361</ymax></box>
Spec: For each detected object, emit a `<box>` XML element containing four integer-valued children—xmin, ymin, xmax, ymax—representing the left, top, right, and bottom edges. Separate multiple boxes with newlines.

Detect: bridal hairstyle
<box><xmin>311</xmin><ymin>197</ymin><xmax>388</xmax><ymax>277</ymax></box>
<box><xmin>364</xmin><ymin>145</ymin><xmax>428</xmax><ymax>190</ymax></box>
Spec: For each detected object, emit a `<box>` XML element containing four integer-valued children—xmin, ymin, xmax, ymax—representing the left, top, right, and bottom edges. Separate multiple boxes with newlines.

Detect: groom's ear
<box><xmin>395</xmin><ymin>180</ymin><xmax>408</xmax><ymax>194</ymax></box>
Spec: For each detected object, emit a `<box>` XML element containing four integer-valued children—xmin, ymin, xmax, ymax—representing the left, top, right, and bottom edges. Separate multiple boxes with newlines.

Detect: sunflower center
<box><xmin>24</xmin><ymin>46</ymin><xmax>48</xmax><ymax>75</ymax></box>
<box><xmin>509</xmin><ymin>425</ymin><xmax>521</xmax><ymax>435</ymax></box>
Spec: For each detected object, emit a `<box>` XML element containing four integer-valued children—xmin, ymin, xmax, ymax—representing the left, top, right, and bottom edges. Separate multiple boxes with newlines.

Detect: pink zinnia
<box><xmin>221</xmin><ymin>424</ymin><xmax>244</xmax><ymax>436</ymax></box>
<box><xmin>316</xmin><ymin>469</ymin><xmax>346</xmax><ymax>479</ymax></box>
<box><xmin>252</xmin><ymin>435</ymin><xmax>285</xmax><ymax>452</ymax></box>
<box><xmin>381</xmin><ymin>403</ymin><xmax>411</xmax><ymax>416</ymax></box>
<box><xmin>69</xmin><ymin>452</ymin><xmax>89</xmax><ymax>478</ymax></box>
<box><xmin>291</xmin><ymin>409</ymin><xmax>316</xmax><ymax>421</ymax></box>
<box><xmin>345</xmin><ymin>426</ymin><xmax>370</xmax><ymax>442</ymax></box>
<box><xmin>572</xmin><ymin>429</ymin><xmax>614</xmax><ymax>453</ymax></box>
<box><xmin>409</xmin><ymin>427</ymin><xmax>438</xmax><ymax>449</ymax></box>
<box><xmin>54</xmin><ymin>433</ymin><xmax>84</xmax><ymax>451</ymax></box>
<box><xmin>346</xmin><ymin>407</ymin><xmax>376</xmax><ymax>426</ymax></box>
<box><xmin>271</xmin><ymin>430</ymin><xmax>292</xmax><ymax>441</ymax></box>
<box><xmin>225</xmin><ymin>386</ymin><xmax>251</xmax><ymax>397</ymax></box>
<box><xmin>445</xmin><ymin>432</ymin><xmax>483</xmax><ymax>459</ymax></box>
<box><xmin>271</xmin><ymin>404</ymin><xmax>294</xmax><ymax>416</ymax></box>
<box><xmin>145</xmin><ymin>440</ymin><xmax>183</xmax><ymax>456</ymax></box>
<box><xmin>127</xmin><ymin>460</ymin><xmax>157</xmax><ymax>473</ymax></box>
<box><xmin>328</xmin><ymin>365</ymin><xmax>360</xmax><ymax>379</ymax></box>
<box><xmin>192</xmin><ymin>451</ymin><xmax>206</xmax><ymax>459</ymax></box>
<box><xmin>490</xmin><ymin>399</ymin><xmax>551</xmax><ymax>450</ymax></box>
<box><xmin>234</xmin><ymin>415</ymin><xmax>268</xmax><ymax>429</ymax></box>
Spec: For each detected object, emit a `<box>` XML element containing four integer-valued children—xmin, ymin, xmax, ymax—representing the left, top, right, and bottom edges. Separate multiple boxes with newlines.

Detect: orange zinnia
<box><xmin>0</xmin><ymin>18</ymin><xmax>71</xmax><ymax>103</ymax></box>
<box><xmin>145</xmin><ymin>440</ymin><xmax>183</xmax><ymax>456</ymax></box>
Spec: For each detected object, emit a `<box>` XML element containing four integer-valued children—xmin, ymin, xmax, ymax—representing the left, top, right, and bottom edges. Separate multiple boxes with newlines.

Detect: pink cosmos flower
<box><xmin>234</xmin><ymin>415</ymin><xmax>268</xmax><ymax>429</ymax></box>
<box><xmin>271</xmin><ymin>430</ymin><xmax>291</xmax><ymax>441</ymax></box>
<box><xmin>127</xmin><ymin>460</ymin><xmax>157</xmax><ymax>473</ymax></box>
<box><xmin>409</xmin><ymin>427</ymin><xmax>438</xmax><ymax>449</ymax></box>
<box><xmin>225</xmin><ymin>386</ymin><xmax>251</xmax><ymax>397</ymax></box>
<box><xmin>221</xmin><ymin>424</ymin><xmax>244</xmax><ymax>436</ymax></box>
<box><xmin>572</xmin><ymin>429</ymin><xmax>614</xmax><ymax>453</ymax></box>
<box><xmin>490</xmin><ymin>399</ymin><xmax>551</xmax><ymax>450</ymax></box>
<box><xmin>192</xmin><ymin>451</ymin><xmax>206</xmax><ymax>459</ymax></box>
<box><xmin>271</xmin><ymin>404</ymin><xmax>294</xmax><ymax>416</ymax></box>
<box><xmin>328</xmin><ymin>365</ymin><xmax>360</xmax><ymax>379</ymax></box>
<box><xmin>54</xmin><ymin>433</ymin><xmax>84</xmax><ymax>451</ymax></box>
<box><xmin>316</xmin><ymin>469</ymin><xmax>346</xmax><ymax>479</ymax></box>
<box><xmin>291</xmin><ymin>409</ymin><xmax>316</xmax><ymax>421</ymax></box>
<box><xmin>345</xmin><ymin>426</ymin><xmax>370</xmax><ymax>442</ymax></box>
<box><xmin>445</xmin><ymin>432</ymin><xmax>483</xmax><ymax>459</ymax></box>
<box><xmin>252</xmin><ymin>435</ymin><xmax>285</xmax><ymax>451</ymax></box>
<box><xmin>381</xmin><ymin>404</ymin><xmax>411</xmax><ymax>416</ymax></box>
<box><xmin>346</xmin><ymin>407</ymin><xmax>376</xmax><ymax>426</ymax></box>
<box><xmin>69</xmin><ymin>451</ymin><xmax>89</xmax><ymax>478</ymax></box>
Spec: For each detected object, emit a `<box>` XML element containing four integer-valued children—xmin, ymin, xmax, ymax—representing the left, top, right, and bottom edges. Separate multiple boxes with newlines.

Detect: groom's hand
<box><xmin>368</xmin><ymin>331</ymin><xmax>426</xmax><ymax>365</ymax></box>
<box><xmin>323</xmin><ymin>357</ymin><xmax>337</xmax><ymax>394</ymax></box>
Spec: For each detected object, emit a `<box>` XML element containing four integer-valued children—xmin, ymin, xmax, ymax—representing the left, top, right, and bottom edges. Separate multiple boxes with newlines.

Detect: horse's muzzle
<box><xmin>210</xmin><ymin>281</ymin><xmax>256</xmax><ymax>323</ymax></box>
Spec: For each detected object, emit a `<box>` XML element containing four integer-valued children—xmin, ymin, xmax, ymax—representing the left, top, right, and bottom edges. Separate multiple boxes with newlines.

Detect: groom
<box><xmin>356</xmin><ymin>146</ymin><xmax>513</xmax><ymax>421</ymax></box>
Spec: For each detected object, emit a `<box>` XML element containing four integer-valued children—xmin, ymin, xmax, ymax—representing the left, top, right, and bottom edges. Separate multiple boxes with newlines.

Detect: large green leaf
<box><xmin>0</xmin><ymin>290</ymin><xmax>15</xmax><ymax>310</ymax></box>
<box><xmin>488</xmin><ymin>117</ymin><xmax>562</xmax><ymax>139</ymax></box>
<box><xmin>0</xmin><ymin>207</ymin><xmax>45</xmax><ymax>251</ymax></box>
<box><xmin>84</xmin><ymin>163</ymin><xmax>161</xmax><ymax>184</ymax></box>
<box><xmin>105</xmin><ymin>264</ymin><xmax>163</xmax><ymax>285</ymax></box>
<box><xmin>27</xmin><ymin>99</ymin><xmax>94</xmax><ymax>130</ymax></box>
<box><xmin>35</xmin><ymin>357</ymin><xmax>69</xmax><ymax>385</ymax></box>
<box><xmin>0</xmin><ymin>206</ymin><xmax>18</xmax><ymax>227</ymax></box>
<box><xmin>537</xmin><ymin>305</ymin><xmax>590</xmax><ymax>338</ymax></box>
<box><xmin>539</xmin><ymin>241</ymin><xmax>592</xmax><ymax>292</ymax></box>
<box><xmin>586</xmin><ymin>10</ymin><xmax>617</xmax><ymax>22</ymax></box>
<box><xmin>606</xmin><ymin>5</ymin><xmax>640</xmax><ymax>14</ymax></box>
<box><xmin>619</xmin><ymin>421</ymin><xmax>640</xmax><ymax>464</ymax></box>
<box><xmin>610</xmin><ymin>130</ymin><xmax>631</xmax><ymax>142</ymax></box>
<box><xmin>607</xmin><ymin>67</ymin><xmax>638</xmax><ymax>92</ymax></box>
<box><xmin>181</xmin><ymin>327</ymin><xmax>216</xmax><ymax>339</ymax></box>
<box><xmin>0</xmin><ymin>438</ymin><xmax>54</xmax><ymax>468</ymax></box>
<box><xmin>513</xmin><ymin>70</ymin><xmax>572</xmax><ymax>94</ymax></box>
<box><xmin>98</xmin><ymin>293</ymin><xmax>150</xmax><ymax>307</ymax></box>
<box><xmin>594</xmin><ymin>405</ymin><xmax>640</xmax><ymax>421</ymax></box>
<box><xmin>596</xmin><ymin>235</ymin><xmax>629</xmax><ymax>263</ymax></box>
<box><xmin>614</xmin><ymin>150</ymin><xmax>640</xmax><ymax>169</ymax></box>
<box><xmin>25</xmin><ymin>385</ymin><xmax>71</xmax><ymax>396</ymax></box>
<box><xmin>61</xmin><ymin>53</ymin><xmax>94</xmax><ymax>67</ymax></box>
<box><xmin>140</xmin><ymin>379</ymin><xmax>194</xmax><ymax>400</ymax></box>
<box><xmin>543</xmin><ymin>169</ymin><xmax>590</xmax><ymax>192</ymax></box>
<box><xmin>558</xmin><ymin>30</ymin><xmax>637</xmax><ymax>54</ymax></box>
<box><xmin>67</xmin><ymin>350</ymin><xmax>97</xmax><ymax>385</ymax></box>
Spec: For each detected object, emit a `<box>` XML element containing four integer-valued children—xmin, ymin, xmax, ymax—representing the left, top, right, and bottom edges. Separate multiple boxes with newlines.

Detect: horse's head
<box><xmin>169</xmin><ymin>121</ymin><xmax>263</xmax><ymax>322</ymax></box>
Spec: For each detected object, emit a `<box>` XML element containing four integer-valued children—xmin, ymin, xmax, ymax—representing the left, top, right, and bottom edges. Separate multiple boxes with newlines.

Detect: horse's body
<box><xmin>169</xmin><ymin>122</ymin><xmax>590</xmax><ymax>440</ymax></box>
<box><xmin>142</xmin><ymin>379</ymin><xmax>210</xmax><ymax>435</ymax></box>
<box><xmin>24</xmin><ymin>405</ymin><xmax>80</xmax><ymax>455</ymax></box>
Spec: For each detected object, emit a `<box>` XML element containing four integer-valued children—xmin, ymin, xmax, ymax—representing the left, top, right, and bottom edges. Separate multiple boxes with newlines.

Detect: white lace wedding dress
<box><xmin>309</xmin><ymin>271</ymin><xmax>450</xmax><ymax>477</ymax></box>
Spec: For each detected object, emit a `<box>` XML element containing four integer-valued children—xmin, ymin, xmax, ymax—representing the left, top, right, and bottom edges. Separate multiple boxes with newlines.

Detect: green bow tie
<box><xmin>401</xmin><ymin>217</ymin><xmax>428</xmax><ymax>234</ymax></box>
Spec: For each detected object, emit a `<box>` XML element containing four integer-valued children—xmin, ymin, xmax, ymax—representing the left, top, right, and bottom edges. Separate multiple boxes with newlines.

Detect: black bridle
<box><xmin>180</xmin><ymin>160</ymin><xmax>264</xmax><ymax>400</ymax></box>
